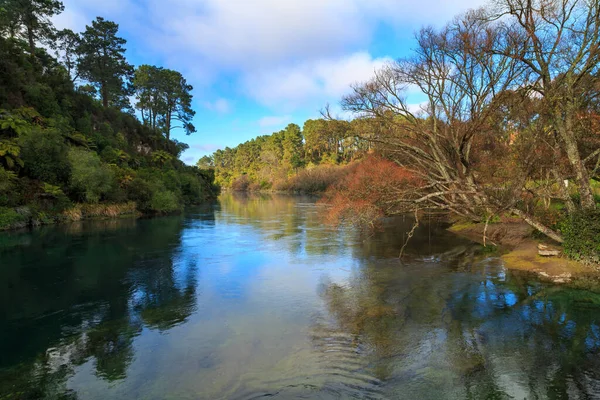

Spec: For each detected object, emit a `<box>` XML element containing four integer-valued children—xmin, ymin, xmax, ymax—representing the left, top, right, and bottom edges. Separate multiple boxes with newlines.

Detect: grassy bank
<box><xmin>0</xmin><ymin>202</ymin><xmax>141</xmax><ymax>231</ymax></box>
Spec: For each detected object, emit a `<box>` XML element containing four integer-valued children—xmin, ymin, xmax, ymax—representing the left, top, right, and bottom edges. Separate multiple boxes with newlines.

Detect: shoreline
<box><xmin>0</xmin><ymin>202</ymin><xmax>208</xmax><ymax>232</ymax></box>
<box><xmin>449</xmin><ymin>220</ymin><xmax>598</xmax><ymax>284</ymax></box>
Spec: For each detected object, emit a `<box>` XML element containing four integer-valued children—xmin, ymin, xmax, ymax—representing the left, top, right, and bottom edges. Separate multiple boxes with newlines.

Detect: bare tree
<box><xmin>489</xmin><ymin>0</ymin><xmax>600</xmax><ymax>210</ymax></box>
<box><xmin>341</xmin><ymin>10</ymin><xmax>566</xmax><ymax>242</ymax></box>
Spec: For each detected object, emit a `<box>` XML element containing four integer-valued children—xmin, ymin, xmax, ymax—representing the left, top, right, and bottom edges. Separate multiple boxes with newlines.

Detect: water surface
<box><xmin>1</xmin><ymin>194</ymin><xmax>600</xmax><ymax>399</ymax></box>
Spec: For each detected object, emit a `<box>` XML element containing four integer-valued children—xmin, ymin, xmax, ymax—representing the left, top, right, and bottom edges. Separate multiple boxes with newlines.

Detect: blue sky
<box><xmin>53</xmin><ymin>0</ymin><xmax>485</xmax><ymax>165</ymax></box>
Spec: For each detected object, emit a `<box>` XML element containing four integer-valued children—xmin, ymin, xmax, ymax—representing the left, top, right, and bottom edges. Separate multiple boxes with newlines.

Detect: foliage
<box><xmin>231</xmin><ymin>175</ymin><xmax>251</xmax><ymax>191</ymax></box>
<box><xmin>208</xmin><ymin>120</ymin><xmax>369</xmax><ymax>191</ymax></box>
<box><xmin>0</xmin><ymin>206</ymin><xmax>27</xmax><ymax>230</ymax></box>
<box><xmin>0</xmin><ymin>0</ymin><xmax>64</xmax><ymax>54</ymax></box>
<box><xmin>134</xmin><ymin>65</ymin><xmax>195</xmax><ymax>139</ymax></box>
<box><xmin>276</xmin><ymin>164</ymin><xmax>350</xmax><ymax>194</ymax></box>
<box><xmin>77</xmin><ymin>17</ymin><xmax>133</xmax><ymax>109</ymax></box>
<box><xmin>149</xmin><ymin>189</ymin><xmax>180</xmax><ymax>213</ymax></box>
<box><xmin>332</xmin><ymin>1</ymin><xmax>600</xmax><ymax>244</ymax></box>
<box><xmin>68</xmin><ymin>148</ymin><xmax>114</xmax><ymax>203</ymax></box>
<box><xmin>0</xmin><ymin>4</ymin><xmax>217</xmax><ymax>230</ymax></box>
<box><xmin>320</xmin><ymin>156</ymin><xmax>420</xmax><ymax>228</ymax></box>
<box><xmin>561</xmin><ymin>210</ymin><xmax>600</xmax><ymax>265</ymax></box>
<box><xmin>19</xmin><ymin>126</ymin><xmax>70</xmax><ymax>184</ymax></box>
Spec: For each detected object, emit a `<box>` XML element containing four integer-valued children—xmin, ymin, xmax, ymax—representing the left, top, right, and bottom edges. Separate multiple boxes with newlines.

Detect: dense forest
<box><xmin>0</xmin><ymin>0</ymin><xmax>217</xmax><ymax>230</ymax></box>
<box><xmin>204</xmin><ymin>0</ymin><xmax>600</xmax><ymax>263</ymax></box>
<box><xmin>197</xmin><ymin>118</ymin><xmax>376</xmax><ymax>192</ymax></box>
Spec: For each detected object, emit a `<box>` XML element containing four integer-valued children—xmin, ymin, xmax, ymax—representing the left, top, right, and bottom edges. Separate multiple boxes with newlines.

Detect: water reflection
<box><xmin>0</xmin><ymin>194</ymin><xmax>600</xmax><ymax>399</ymax></box>
<box><xmin>0</xmin><ymin>212</ymin><xmax>207</xmax><ymax>398</ymax></box>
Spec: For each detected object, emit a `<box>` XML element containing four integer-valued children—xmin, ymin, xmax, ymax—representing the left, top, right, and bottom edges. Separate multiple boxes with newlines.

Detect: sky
<box><xmin>52</xmin><ymin>0</ymin><xmax>486</xmax><ymax>165</ymax></box>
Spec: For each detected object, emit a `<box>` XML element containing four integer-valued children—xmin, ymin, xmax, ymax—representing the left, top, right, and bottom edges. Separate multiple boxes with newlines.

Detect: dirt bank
<box><xmin>449</xmin><ymin>219</ymin><xmax>596</xmax><ymax>284</ymax></box>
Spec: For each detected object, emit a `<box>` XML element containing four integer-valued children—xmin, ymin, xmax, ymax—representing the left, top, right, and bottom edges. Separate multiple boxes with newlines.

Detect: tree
<box><xmin>196</xmin><ymin>155</ymin><xmax>214</xmax><ymax>169</ymax></box>
<box><xmin>282</xmin><ymin>123</ymin><xmax>304</xmax><ymax>173</ymax></box>
<box><xmin>0</xmin><ymin>0</ymin><xmax>64</xmax><ymax>55</ymax></box>
<box><xmin>488</xmin><ymin>0</ymin><xmax>600</xmax><ymax>211</ymax></box>
<box><xmin>54</xmin><ymin>28</ymin><xmax>80</xmax><ymax>83</ymax></box>
<box><xmin>133</xmin><ymin>65</ymin><xmax>195</xmax><ymax>140</ymax></box>
<box><xmin>78</xmin><ymin>17</ymin><xmax>133</xmax><ymax>109</ymax></box>
<box><xmin>340</xmin><ymin>10</ymin><xmax>570</xmax><ymax>242</ymax></box>
<box><xmin>133</xmin><ymin>64</ymin><xmax>163</xmax><ymax>130</ymax></box>
<box><xmin>160</xmin><ymin>69</ymin><xmax>195</xmax><ymax>140</ymax></box>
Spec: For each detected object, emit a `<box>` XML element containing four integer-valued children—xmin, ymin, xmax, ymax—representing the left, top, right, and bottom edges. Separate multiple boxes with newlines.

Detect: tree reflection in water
<box><xmin>2</xmin><ymin>196</ymin><xmax>600</xmax><ymax>399</ymax></box>
<box><xmin>317</xmin><ymin>233</ymin><xmax>600</xmax><ymax>399</ymax></box>
<box><xmin>0</xmin><ymin>210</ymin><xmax>210</xmax><ymax>398</ymax></box>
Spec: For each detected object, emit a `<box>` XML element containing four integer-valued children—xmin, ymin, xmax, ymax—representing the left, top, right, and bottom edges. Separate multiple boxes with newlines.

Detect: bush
<box><xmin>0</xmin><ymin>167</ymin><xmax>15</xmax><ymax>206</ymax></box>
<box><xmin>561</xmin><ymin>209</ymin><xmax>600</xmax><ymax>264</ymax></box>
<box><xmin>150</xmin><ymin>189</ymin><xmax>180</xmax><ymax>213</ymax></box>
<box><xmin>285</xmin><ymin>165</ymin><xmax>349</xmax><ymax>194</ymax></box>
<box><xmin>179</xmin><ymin>172</ymin><xmax>205</xmax><ymax>203</ymax></box>
<box><xmin>320</xmin><ymin>156</ymin><xmax>420</xmax><ymax>228</ymax></box>
<box><xmin>68</xmin><ymin>148</ymin><xmax>115</xmax><ymax>203</ymax></box>
<box><xmin>0</xmin><ymin>207</ymin><xmax>27</xmax><ymax>230</ymax></box>
<box><xmin>231</xmin><ymin>175</ymin><xmax>250</xmax><ymax>191</ymax></box>
<box><xmin>19</xmin><ymin>127</ymin><xmax>71</xmax><ymax>185</ymax></box>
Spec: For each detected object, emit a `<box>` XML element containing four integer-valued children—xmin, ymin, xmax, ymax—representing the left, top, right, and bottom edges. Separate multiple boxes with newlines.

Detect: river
<box><xmin>1</xmin><ymin>194</ymin><xmax>600</xmax><ymax>399</ymax></box>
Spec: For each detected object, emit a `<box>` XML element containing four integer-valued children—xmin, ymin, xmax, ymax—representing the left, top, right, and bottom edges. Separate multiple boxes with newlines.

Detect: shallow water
<box><xmin>1</xmin><ymin>194</ymin><xmax>600</xmax><ymax>399</ymax></box>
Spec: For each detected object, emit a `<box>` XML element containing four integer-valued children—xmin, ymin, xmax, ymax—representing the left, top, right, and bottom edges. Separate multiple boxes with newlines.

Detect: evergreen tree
<box><xmin>0</xmin><ymin>0</ymin><xmax>64</xmax><ymax>55</ymax></box>
<box><xmin>78</xmin><ymin>17</ymin><xmax>133</xmax><ymax>109</ymax></box>
<box><xmin>134</xmin><ymin>65</ymin><xmax>195</xmax><ymax>139</ymax></box>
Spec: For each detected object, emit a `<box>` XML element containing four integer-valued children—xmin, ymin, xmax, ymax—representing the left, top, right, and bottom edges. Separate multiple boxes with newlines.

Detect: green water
<box><xmin>1</xmin><ymin>194</ymin><xmax>600</xmax><ymax>399</ymax></box>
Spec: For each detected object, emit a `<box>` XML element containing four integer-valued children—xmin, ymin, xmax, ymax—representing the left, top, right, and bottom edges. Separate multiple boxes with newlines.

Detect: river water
<box><xmin>1</xmin><ymin>194</ymin><xmax>600</xmax><ymax>399</ymax></box>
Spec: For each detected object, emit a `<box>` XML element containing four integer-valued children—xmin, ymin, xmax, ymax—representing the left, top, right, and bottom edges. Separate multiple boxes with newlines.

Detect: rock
<box><xmin>539</xmin><ymin>249</ymin><xmax>560</xmax><ymax>256</ymax></box>
<box><xmin>538</xmin><ymin>243</ymin><xmax>560</xmax><ymax>256</ymax></box>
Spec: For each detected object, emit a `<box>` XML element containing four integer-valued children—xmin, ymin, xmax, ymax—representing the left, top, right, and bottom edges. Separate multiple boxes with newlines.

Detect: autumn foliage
<box><xmin>320</xmin><ymin>155</ymin><xmax>420</xmax><ymax>228</ymax></box>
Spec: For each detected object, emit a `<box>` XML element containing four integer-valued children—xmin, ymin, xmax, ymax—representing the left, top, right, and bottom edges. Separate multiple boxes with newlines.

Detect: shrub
<box><xmin>126</xmin><ymin>175</ymin><xmax>154</xmax><ymax>208</ymax></box>
<box><xmin>68</xmin><ymin>148</ymin><xmax>116</xmax><ymax>203</ymax></box>
<box><xmin>149</xmin><ymin>189</ymin><xmax>180</xmax><ymax>213</ymax></box>
<box><xmin>561</xmin><ymin>209</ymin><xmax>600</xmax><ymax>265</ymax></box>
<box><xmin>285</xmin><ymin>165</ymin><xmax>349</xmax><ymax>194</ymax></box>
<box><xmin>0</xmin><ymin>207</ymin><xmax>27</xmax><ymax>230</ymax></box>
<box><xmin>19</xmin><ymin>127</ymin><xmax>71</xmax><ymax>185</ymax></box>
<box><xmin>0</xmin><ymin>167</ymin><xmax>15</xmax><ymax>206</ymax></box>
<box><xmin>179</xmin><ymin>172</ymin><xmax>205</xmax><ymax>203</ymax></box>
<box><xmin>231</xmin><ymin>175</ymin><xmax>250</xmax><ymax>191</ymax></box>
<box><xmin>320</xmin><ymin>155</ymin><xmax>420</xmax><ymax>228</ymax></box>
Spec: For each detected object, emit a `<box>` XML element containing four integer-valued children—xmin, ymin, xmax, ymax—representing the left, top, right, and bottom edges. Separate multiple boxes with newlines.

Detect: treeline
<box><xmin>198</xmin><ymin>118</ymin><xmax>375</xmax><ymax>192</ymax></box>
<box><xmin>322</xmin><ymin>0</ymin><xmax>600</xmax><ymax>262</ymax></box>
<box><xmin>0</xmin><ymin>0</ymin><xmax>217</xmax><ymax>230</ymax></box>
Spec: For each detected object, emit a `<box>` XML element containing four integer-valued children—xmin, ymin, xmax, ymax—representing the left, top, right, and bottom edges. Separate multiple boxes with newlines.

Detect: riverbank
<box><xmin>0</xmin><ymin>203</ymin><xmax>141</xmax><ymax>231</ymax></box>
<box><xmin>449</xmin><ymin>219</ymin><xmax>597</xmax><ymax>284</ymax></box>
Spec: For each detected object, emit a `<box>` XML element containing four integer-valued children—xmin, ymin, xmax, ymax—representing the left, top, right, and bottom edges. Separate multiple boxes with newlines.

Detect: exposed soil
<box><xmin>449</xmin><ymin>219</ymin><xmax>596</xmax><ymax>284</ymax></box>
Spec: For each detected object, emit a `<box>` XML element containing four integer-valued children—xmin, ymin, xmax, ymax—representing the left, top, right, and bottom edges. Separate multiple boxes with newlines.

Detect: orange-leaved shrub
<box><xmin>319</xmin><ymin>155</ymin><xmax>420</xmax><ymax>228</ymax></box>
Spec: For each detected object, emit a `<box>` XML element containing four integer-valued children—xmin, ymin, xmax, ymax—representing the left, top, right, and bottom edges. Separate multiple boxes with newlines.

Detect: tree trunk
<box><xmin>165</xmin><ymin>101</ymin><xmax>172</xmax><ymax>141</ymax></box>
<box><xmin>510</xmin><ymin>208</ymin><xmax>564</xmax><ymax>243</ymax></box>
<box><xmin>556</xmin><ymin>106</ymin><xmax>595</xmax><ymax>210</ymax></box>
<box><xmin>101</xmin><ymin>82</ymin><xmax>108</xmax><ymax>108</ymax></box>
<box><xmin>27</xmin><ymin>26</ymin><xmax>35</xmax><ymax>56</ymax></box>
<box><xmin>563</xmin><ymin>133</ymin><xmax>595</xmax><ymax>210</ymax></box>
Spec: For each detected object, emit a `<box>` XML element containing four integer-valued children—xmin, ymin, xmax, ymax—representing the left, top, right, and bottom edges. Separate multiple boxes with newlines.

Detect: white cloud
<box><xmin>142</xmin><ymin>0</ymin><xmax>487</xmax><ymax>69</ymax></box>
<box><xmin>54</xmin><ymin>0</ymin><xmax>488</xmax><ymax>115</ymax></box>
<box><xmin>258</xmin><ymin>116</ymin><xmax>292</xmax><ymax>128</ymax></box>
<box><xmin>52</xmin><ymin>7</ymin><xmax>89</xmax><ymax>32</ymax></box>
<box><xmin>203</xmin><ymin>98</ymin><xmax>232</xmax><ymax>114</ymax></box>
<box><xmin>407</xmin><ymin>101</ymin><xmax>429</xmax><ymax>115</ymax></box>
<box><xmin>246</xmin><ymin>52</ymin><xmax>391</xmax><ymax>111</ymax></box>
<box><xmin>191</xmin><ymin>143</ymin><xmax>222</xmax><ymax>152</ymax></box>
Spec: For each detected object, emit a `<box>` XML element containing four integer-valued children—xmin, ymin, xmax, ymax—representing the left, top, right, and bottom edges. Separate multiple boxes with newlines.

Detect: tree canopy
<box><xmin>0</xmin><ymin>0</ymin><xmax>214</xmax><ymax>230</ymax></box>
